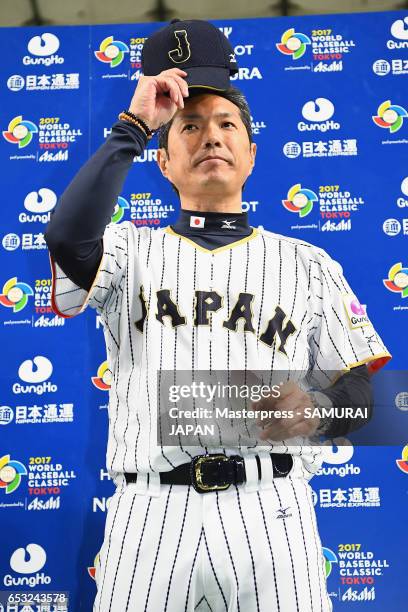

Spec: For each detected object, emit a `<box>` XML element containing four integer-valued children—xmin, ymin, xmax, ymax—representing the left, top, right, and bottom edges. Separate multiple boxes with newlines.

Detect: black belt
<box><xmin>124</xmin><ymin>452</ymin><xmax>293</xmax><ymax>494</ymax></box>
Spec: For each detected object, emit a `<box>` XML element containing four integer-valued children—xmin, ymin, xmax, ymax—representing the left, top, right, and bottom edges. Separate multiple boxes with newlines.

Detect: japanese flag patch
<box><xmin>190</xmin><ymin>215</ymin><xmax>205</xmax><ymax>228</ymax></box>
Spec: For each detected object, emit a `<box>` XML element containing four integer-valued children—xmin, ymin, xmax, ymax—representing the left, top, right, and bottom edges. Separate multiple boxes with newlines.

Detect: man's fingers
<box><xmin>273</xmin><ymin>393</ymin><xmax>313</xmax><ymax>414</ymax></box>
<box><xmin>163</xmin><ymin>69</ymin><xmax>189</xmax><ymax>96</ymax></box>
<box><xmin>277</xmin><ymin>380</ymin><xmax>299</xmax><ymax>399</ymax></box>
<box><xmin>161</xmin><ymin>68</ymin><xmax>188</xmax><ymax>78</ymax></box>
<box><xmin>169</xmin><ymin>75</ymin><xmax>186</xmax><ymax>105</ymax></box>
<box><xmin>253</xmin><ymin>391</ymin><xmax>304</xmax><ymax>425</ymax></box>
<box><xmin>167</xmin><ymin>73</ymin><xmax>189</xmax><ymax>97</ymax></box>
<box><xmin>155</xmin><ymin>76</ymin><xmax>183</xmax><ymax>107</ymax></box>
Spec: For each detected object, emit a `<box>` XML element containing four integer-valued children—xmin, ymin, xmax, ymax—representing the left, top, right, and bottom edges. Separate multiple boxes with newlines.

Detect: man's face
<box><xmin>157</xmin><ymin>93</ymin><xmax>256</xmax><ymax>199</ymax></box>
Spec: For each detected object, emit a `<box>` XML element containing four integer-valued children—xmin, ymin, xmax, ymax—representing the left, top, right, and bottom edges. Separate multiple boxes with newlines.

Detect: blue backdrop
<box><xmin>0</xmin><ymin>10</ymin><xmax>407</xmax><ymax>611</ymax></box>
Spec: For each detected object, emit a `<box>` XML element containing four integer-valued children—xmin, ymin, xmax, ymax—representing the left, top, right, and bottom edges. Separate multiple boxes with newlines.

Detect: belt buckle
<box><xmin>191</xmin><ymin>454</ymin><xmax>231</xmax><ymax>494</ymax></box>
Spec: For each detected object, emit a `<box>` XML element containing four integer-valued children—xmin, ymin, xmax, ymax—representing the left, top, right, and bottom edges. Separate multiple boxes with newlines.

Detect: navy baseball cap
<box><xmin>142</xmin><ymin>19</ymin><xmax>238</xmax><ymax>91</ymax></box>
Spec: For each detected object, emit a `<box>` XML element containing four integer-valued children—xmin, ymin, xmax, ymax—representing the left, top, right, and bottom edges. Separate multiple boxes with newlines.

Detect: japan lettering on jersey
<box><xmin>49</xmin><ymin>222</ymin><xmax>391</xmax><ymax>481</ymax></box>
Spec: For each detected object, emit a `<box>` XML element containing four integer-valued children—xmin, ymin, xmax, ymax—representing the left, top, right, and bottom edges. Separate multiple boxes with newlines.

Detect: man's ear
<box><xmin>248</xmin><ymin>142</ymin><xmax>257</xmax><ymax>175</ymax></box>
<box><xmin>157</xmin><ymin>148</ymin><xmax>169</xmax><ymax>179</ymax></box>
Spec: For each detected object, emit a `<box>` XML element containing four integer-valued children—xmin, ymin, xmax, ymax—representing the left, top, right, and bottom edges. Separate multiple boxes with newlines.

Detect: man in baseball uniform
<box><xmin>45</xmin><ymin>19</ymin><xmax>391</xmax><ymax>612</ymax></box>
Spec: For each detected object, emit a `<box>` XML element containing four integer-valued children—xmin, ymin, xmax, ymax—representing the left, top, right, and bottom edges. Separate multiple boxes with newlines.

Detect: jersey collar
<box><xmin>172</xmin><ymin>208</ymin><xmax>250</xmax><ymax>236</ymax></box>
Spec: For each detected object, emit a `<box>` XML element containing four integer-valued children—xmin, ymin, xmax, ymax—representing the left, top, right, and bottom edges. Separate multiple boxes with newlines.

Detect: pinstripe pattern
<box><xmin>271</xmin><ymin>479</ymin><xmax>300</xmax><ymax>611</ymax></box>
<box><xmin>43</xmin><ymin>219</ymin><xmax>392</xmax><ymax>611</ymax></box>
<box><xmin>235</xmin><ymin>484</ymin><xmax>260</xmax><ymax>611</ymax></box>
<box><xmin>158</xmin><ymin>233</ymin><xmax>176</xmax><ymax>468</ymax></box>
<box><xmin>93</xmin><ymin>467</ymin><xmax>333</xmax><ymax>611</ymax></box>
<box><xmin>50</xmin><ymin>221</ymin><xmax>390</xmax><ymax>478</ymax></box>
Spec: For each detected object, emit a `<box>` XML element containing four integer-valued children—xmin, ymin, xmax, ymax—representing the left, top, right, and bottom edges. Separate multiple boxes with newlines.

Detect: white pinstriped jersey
<box><xmin>50</xmin><ymin>221</ymin><xmax>391</xmax><ymax>481</ymax></box>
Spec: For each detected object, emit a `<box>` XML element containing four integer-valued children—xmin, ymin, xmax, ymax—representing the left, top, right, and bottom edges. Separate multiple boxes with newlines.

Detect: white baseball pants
<box><xmin>93</xmin><ymin>455</ymin><xmax>333</xmax><ymax>612</ymax></box>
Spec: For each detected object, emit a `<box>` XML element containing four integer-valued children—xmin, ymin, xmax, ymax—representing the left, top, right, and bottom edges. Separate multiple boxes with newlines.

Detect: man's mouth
<box><xmin>196</xmin><ymin>155</ymin><xmax>230</xmax><ymax>165</ymax></box>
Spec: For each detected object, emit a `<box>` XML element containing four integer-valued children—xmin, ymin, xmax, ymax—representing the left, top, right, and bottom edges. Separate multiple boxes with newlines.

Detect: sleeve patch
<box><xmin>342</xmin><ymin>293</ymin><xmax>371</xmax><ymax>329</ymax></box>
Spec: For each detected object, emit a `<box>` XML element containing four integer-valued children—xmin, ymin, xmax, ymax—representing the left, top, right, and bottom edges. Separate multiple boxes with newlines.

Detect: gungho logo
<box><xmin>317</xmin><ymin>439</ymin><xmax>360</xmax><ymax>477</ymax></box>
<box><xmin>342</xmin><ymin>295</ymin><xmax>370</xmax><ymax>329</ymax></box>
<box><xmin>299</xmin><ymin>98</ymin><xmax>339</xmax><ymax>132</ymax></box>
<box><xmin>13</xmin><ymin>355</ymin><xmax>57</xmax><ymax>395</ymax></box>
<box><xmin>24</xmin><ymin>33</ymin><xmax>63</xmax><ymax>66</ymax></box>
<box><xmin>5</xmin><ymin>543</ymin><xmax>51</xmax><ymax>588</ymax></box>
<box><xmin>389</xmin><ymin>17</ymin><xmax>408</xmax><ymax>48</ymax></box>
<box><xmin>399</xmin><ymin>177</ymin><xmax>408</xmax><ymax>207</ymax></box>
<box><xmin>21</xmin><ymin>188</ymin><xmax>57</xmax><ymax>224</ymax></box>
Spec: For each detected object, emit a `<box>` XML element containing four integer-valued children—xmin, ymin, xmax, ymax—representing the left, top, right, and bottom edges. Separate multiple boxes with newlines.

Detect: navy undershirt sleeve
<box><xmin>44</xmin><ymin>120</ymin><xmax>148</xmax><ymax>291</ymax></box>
<box><xmin>319</xmin><ymin>364</ymin><xmax>373</xmax><ymax>437</ymax></box>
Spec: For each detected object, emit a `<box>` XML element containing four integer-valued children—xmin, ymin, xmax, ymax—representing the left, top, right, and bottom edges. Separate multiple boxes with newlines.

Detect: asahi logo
<box><xmin>27</xmin><ymin>496</ymin><xmax>60</xmax><ymax>511</ymax></box>
<box><xmin>321</xmin><ymin>219</ymin><xmax>351</xmax><ymax>231</ymax></box>
<box><xmin>342</xmin><ymin>587</ymin><xmax>375</xmax><ymax>601</ymax></box>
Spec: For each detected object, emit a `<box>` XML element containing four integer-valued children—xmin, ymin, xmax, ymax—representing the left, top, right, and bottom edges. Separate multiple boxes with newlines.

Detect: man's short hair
<box><xmin>157</xmin><ymin>86</ymin><xmax>253</xmax><ymax>197</ymax></box>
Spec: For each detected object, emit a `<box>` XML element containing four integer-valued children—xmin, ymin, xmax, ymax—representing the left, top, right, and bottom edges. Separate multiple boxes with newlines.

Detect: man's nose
<box><xmin>202</xmin><ymin>124</ymin><xmax>222</xmax><ymax>147</ymax></box>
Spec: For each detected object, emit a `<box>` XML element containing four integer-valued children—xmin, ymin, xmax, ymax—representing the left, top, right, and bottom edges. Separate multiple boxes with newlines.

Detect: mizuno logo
<box><xmin>276</xmin><ymin>506</ymin><xmax>292</xmax><ymax>519</ymax></box>
<box><xmin>221</xmin><ymin>219</ymin><xmax>236</xmax><ymax>229</ymax></box>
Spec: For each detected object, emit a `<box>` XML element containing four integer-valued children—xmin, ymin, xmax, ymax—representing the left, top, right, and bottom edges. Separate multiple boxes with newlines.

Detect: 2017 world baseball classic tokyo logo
<box><xmin>111</xmin><ymin>196</ymin><xmax>130</xmax><ymax>223</ymax></box>
<box><xmin>94</xmin><ymin>36</ymin><xmax>130</xmax><ymax>67</ymax></box>
<box><xmin>282</xmin><ymin>184</ymin><xmax>318</xmax><ymax>217</ymax></box>
<box><xmin>92</xmin><ymin>361</ymin><xmax>112</xmax><ymax>390</ymax></box>
<box><xmin>0</xmin><ymin>277</ymin><xmax>33</xmax><ymax>312</ymax></box>
<box><xmin>276</xmin><ymin>28</ymin><xmax>311</xmax><ymax>59</ymax></box>
<box><xmin>3</xmin><ymin>115</ymin><xmax>38</xmax><ymax>148</ymax></box>
<box><xmin>383</xmin><ymin>263</ymin><xmax>408</xmax><ymax>298</ymax></box>
<box><xmin>396</xmin><ymin>445</ymin><xmax>408</xmax><ymax>473</ymax></box>
<box><xmin>372</xmin><ymin>100</ymin><xmax>408</xmax><ymax>133</ymax></box>
<box><xmin>0</xmin><ymin>455</ymin><xmax>27</xmax><ymax>494</ymax></box>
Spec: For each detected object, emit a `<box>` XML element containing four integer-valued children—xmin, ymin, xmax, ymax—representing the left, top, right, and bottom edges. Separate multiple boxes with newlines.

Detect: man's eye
<box><xmin>182</xmin><ymin>124</ymin><xmax>197</xmax><ymax>131</ymax></box>
<box><xmin>222</xmin><ymin>121</ymin><xmax>235</xmax><ymax>128</ymax></box>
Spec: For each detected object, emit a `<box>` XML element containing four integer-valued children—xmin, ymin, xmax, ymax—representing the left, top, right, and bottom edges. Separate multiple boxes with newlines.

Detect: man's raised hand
<box><xmin>128</xmin><ymin>68</ymin><xmax>189</xmax><ymax>131</ymax></box>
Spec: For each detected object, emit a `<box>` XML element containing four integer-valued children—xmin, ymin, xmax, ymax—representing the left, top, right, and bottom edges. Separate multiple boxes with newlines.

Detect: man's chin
<box><xmin>197</xmin><ymin>177</ymin><xmax>234</xmax><ymax>193</ymax></box>
<box><xmin>198</xmin><ymin>172</ymin><xmax>233</xmax><ymax>186</ymax></box>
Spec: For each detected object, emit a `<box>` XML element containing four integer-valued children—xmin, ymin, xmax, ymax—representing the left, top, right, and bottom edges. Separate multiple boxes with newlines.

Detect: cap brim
<box><xmin>184</xmin><ymin>66</ymin><xmax>230</xmax><ymax>91</ymax></box>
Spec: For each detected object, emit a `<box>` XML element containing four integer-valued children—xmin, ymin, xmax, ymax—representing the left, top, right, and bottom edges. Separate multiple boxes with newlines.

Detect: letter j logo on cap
<box><xmin>168</xmin><ymin>30</ymin><xmax>191</xmax><ymax>64</ymax></box>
